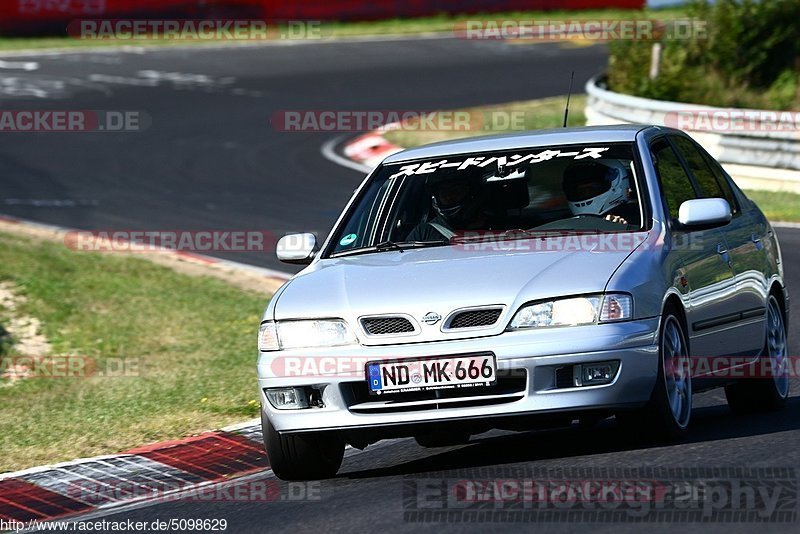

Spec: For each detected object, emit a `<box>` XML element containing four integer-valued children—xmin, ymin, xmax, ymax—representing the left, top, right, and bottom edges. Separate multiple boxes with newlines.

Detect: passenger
<box><xmin>562</xmin><ymin>160</ymin><xmax>639</xmax><ymax>225</ymax></box>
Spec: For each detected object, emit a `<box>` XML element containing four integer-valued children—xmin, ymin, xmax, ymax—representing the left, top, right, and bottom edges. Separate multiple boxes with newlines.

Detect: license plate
<box><xmin>366</xmin><ymin>353</ymin><xmax>496</xmax><ymax>395</ymax></box>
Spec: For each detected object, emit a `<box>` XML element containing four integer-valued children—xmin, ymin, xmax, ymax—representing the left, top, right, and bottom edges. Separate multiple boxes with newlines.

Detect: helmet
<box><xmin>429</xmin><ymin>177</ymin><xmax>480</xmax><ymax>227</ymax></box>
<box><xmin>563</xmin><ymin>160</ymin><xmax>631</xmax><ymax>216</ymax></box>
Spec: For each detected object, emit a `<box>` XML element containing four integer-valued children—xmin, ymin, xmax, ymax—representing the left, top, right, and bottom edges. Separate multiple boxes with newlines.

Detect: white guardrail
<box><xmin>585</xmin><ymin>76</ymin><xmax>800</xmax><ymax>193</ymax></box>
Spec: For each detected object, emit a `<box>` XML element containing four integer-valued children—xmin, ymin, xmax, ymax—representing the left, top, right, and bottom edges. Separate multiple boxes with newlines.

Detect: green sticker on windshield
<box><xmin>340</xmin><ymin>233</ymin><xmax>357</xmax><ymax>246</ymax></box>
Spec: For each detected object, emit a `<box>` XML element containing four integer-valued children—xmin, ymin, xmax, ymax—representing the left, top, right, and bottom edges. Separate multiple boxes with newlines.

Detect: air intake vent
<box><xmin>447</xmin><ymin>308</ymin><xmax>502</xmax><ymax>329</ymax></box>
<box><xmin>361</xmin><ymin>316</ymin><xmax>415</xmax><ymax>336</ymax></box>
<box><xmin>555</xmin><ymin>366</ymin><xmax>577</xmax><ymax>389</ymax></box>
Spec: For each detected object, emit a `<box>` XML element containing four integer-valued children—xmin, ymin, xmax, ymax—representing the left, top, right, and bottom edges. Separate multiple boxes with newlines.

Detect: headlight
<box><xmin>509</xmin><ymin>294</ymin><xmax>632</xmax><ymax>329</ymax></box>
<box><xmin>258</xmin><ymin>319</ymin><xmax>357</xmax><ymax>352</ymax></box>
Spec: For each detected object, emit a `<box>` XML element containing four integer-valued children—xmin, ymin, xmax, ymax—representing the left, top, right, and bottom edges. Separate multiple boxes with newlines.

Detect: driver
<box><xmin>562</xmin><ymin>160</ymin><xmax>638</xmax><ymax>224</ymax></box>
<box><xmin>406</xmin><ymin>176</ymin><xmax>484</xmax><ymax>241</ymax></box>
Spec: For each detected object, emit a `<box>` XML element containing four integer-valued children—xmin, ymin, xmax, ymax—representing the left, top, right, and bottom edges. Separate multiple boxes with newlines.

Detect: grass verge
<box><xmin>0</xmin><ymin>231</ymin><xmax>267</xmax><ymax>473</ymax></box>
<box><xmin>0</xmin><ymin>7</ymin><xmax>686</xmax><ymax>51</ymax></box>
<box><xmin>744</xmin><ymin>190</ymin><xmax>800</xmax><ymax>224</ymax></box>
<box><xmin>382</xmin><ymin>95</ymin><xmax>587</xmax><ymax>148</ymax></box>
<box><xmin>381</xmin><ymin>95</ymin><xmax>800</xmax><ymax>223</ymax></box>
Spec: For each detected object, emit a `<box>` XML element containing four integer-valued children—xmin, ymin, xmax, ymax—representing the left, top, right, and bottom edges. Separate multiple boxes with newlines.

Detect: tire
<box><xmin>261</xmin><ymin>411</ymin><xmax>345</xmax><ymax>480</ymax></box>
<box><xmin>725</xmin><ymin>295</ymin><xmax>789</xmax><ymax>414</ymax></box>
<box><xmin>618</xmin><ymin>308</ymin><xmax>692</xmax><ymax>441</ymax></box>
<box><xmin>414</xmin><ymin>431</ymin><xmax>471</xmax><ymax>448</ymax></box>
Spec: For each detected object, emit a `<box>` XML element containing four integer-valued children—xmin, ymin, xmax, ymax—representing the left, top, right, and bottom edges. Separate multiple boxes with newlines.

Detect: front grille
<box><xmin>448</xmin><ymin>308</ymin><xmax>502</xmax><ymax>329</ymax></box>
<box><xmin>361</xmin><ymin>316</ymin><xmax>415</xmax><ymax>336</ymax></box>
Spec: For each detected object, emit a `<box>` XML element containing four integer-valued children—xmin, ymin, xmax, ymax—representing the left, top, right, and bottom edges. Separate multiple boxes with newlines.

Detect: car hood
<box><xmin>272</xmin><ymin>233</ymin><xmax>648</xmax><ymax>345</ymax></box>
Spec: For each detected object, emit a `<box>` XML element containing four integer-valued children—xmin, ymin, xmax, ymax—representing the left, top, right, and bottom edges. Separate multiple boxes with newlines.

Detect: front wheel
<box><xmin>262</xmin><ymin>411</ymin><xmax>345</xmax><ymax>480</ymax></box>
<box><xmin>725</xmin><ymin>295</ymin><xmax>789</xmax><ymax>414</ymax></box>
<box><xmin>618</xmin><ymin>309</ymin><xmax>692</xmax><ymax>441</ymax></box>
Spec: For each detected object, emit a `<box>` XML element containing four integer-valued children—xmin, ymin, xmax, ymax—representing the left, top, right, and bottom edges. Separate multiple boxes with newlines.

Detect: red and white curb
<box><xmin>320</xmin><ymin>130</ymin><xmax>403</xmax><ymax>174</ymax></box>
<box><xmin>341</xmin><ymin>129</ymin><xmax>404</xmax><ymax>170</ymax></box>
<box><xmin>0</xmin><ymin>421</ymin><xmax>265</xmax><ymax>523</ymax></box>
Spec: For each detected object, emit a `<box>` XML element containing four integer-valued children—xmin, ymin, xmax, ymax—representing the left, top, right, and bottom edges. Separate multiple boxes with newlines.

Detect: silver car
<box><xmin>258</xmin><ymin>125</ymin><xmax>789</xmax><ymax>480</ymax></box>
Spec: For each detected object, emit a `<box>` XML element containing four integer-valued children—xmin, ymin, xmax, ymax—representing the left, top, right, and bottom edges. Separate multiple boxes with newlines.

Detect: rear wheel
<box><xmin>618</xmin><ymin>309</ymin><xmax>692</xmax><ymax>440</ymax></box>
<box><xmin>725</xmin><ymin>295</ymin><xmax>789</xmax><ymax>414</ymax></box>
<box><xmin>262</xmin><ymin>412</ymin><xmax>345</xmax><ymax>480</ymax></box>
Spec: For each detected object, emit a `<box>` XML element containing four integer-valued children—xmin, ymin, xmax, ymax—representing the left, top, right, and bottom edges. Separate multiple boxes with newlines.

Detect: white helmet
<box><xmin>563</xmin><ymin>160</ymin><xmax>631</xmax><ymax>216</ymax></box>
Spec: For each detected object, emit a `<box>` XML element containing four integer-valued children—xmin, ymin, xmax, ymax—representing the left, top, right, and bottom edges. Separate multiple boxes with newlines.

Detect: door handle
<box><xmin>717</xmin><ymin>244</ymin><xmax>732</xmax><ymax>268</ymax></box>
<box><xmin>751</xmin><ymin>233</ymin><xmax>762</xmax><ymax>244</ymax></box>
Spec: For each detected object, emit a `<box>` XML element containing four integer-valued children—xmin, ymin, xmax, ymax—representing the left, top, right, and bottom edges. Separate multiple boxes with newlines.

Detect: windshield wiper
<box><xmin>375</xmin><ymin>240</ymin><xmax>404</xmax><ymax>252</ymax></box>
<box><xmin>331</xmin><ymin>239</ymin><xmax>449</xmax><ymax>258</ymax></box>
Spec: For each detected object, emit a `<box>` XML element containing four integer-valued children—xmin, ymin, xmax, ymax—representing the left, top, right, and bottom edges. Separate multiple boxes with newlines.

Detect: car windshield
<box><xmin>328</xmin><ymin>142</ymin><xmax>645</xmax><ymax>257</ymax></box>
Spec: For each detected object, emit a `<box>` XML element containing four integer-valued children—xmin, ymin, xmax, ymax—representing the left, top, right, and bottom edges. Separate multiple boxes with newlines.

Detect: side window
<box><xmin>651</xmin><ymin>138</ymin><xmax>698</xmax><ymax>220</ymax></box>
<box><xmin>387</xmin><ymin>178</ymin><xmax>428</xmax><ymax>242</ymax></box>
<box><xmin>701</xmin><ymin>150</ymin><xmax>741</xmax><ymax>215</ymax></box>
<box><xmin>672</xmin><ymin>136</ymin><xmax>739</xmax><ymax>215</ymax></box>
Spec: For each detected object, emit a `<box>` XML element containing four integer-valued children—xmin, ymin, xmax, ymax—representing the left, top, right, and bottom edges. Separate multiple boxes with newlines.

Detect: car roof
<box><xmin>382</xmin><ymin>124</ymin><xmax>654</xmax><ymax>164</ymax></box>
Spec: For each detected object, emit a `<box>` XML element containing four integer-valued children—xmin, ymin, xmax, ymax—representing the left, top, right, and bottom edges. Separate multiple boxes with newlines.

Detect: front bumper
<box><xmin>257</xmin><ymin>318</ymin><xmax>660</xmax><ymax>434</ymax></box>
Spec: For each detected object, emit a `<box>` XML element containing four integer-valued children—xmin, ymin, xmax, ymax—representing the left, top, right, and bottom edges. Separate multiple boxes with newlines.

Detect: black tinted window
<box><xmin>701</xmin><ymin>149</ymin><xmax>740</xmax><ymax>215</ymax></box>
<box><xmin>651</xmin><ymin>139</ymin><xmax>697</xmax><ymax>219</ymax></box>
<box><xmin>672</xmin><ymin>137</ymin><xmax>720</xmax><ymax>196</ymax></box>
<box><xmin>672</xmin><ymin>136</ymin><xmax>738</xmax><ymax>214</ymax></box>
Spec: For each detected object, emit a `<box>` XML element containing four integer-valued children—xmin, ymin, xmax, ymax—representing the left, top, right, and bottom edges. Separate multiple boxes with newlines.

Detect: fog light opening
<box><xmin>573</xmin><ymin>361</ymin><xmax>620</xmax><ymax>387</ymax></box>
<box><xmin>265</xmin><ymin>387</ymin><xmax>309</xmax><ymax>410</ymax></box>
<box><xmin>307</xmin><ymin>386</ymin><xmax>325</xmax><ymax>408</ymax></box>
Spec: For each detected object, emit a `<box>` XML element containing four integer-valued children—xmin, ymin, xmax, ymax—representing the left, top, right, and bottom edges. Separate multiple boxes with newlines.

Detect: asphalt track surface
<box><xmin>1</xmin><ymin>38</ymin><xmax>799</xmax><ymax>532</ymax></box>
<box><xmin>0</xmin><ymin>37</ymin><xmax>605</xmax><ymax>274</ymax></box>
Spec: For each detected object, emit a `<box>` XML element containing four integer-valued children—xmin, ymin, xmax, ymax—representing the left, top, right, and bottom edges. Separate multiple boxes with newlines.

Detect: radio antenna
<box><xmin>563</xmin><ymin>71</ymin><xmax>575</xmax><ymax>128</ymax></box>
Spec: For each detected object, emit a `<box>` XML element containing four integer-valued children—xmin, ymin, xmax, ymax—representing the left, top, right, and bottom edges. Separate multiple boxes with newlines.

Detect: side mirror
<box><xmin>276</xmin><ymin>233</ymin><xmax>318</xmax><ymax>265</ymax></box>
<box><xmin>678</xmin><ymin>198</ymin><xmax>732</xmax><ymax>228</ymax></box>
